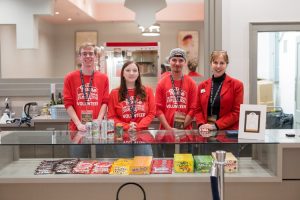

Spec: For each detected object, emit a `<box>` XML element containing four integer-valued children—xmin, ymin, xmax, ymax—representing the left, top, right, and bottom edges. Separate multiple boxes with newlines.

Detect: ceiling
<box><xmin>40</xmin><ymin>0</ymin><xmax>96</xmax><ymax>24</ymax></box>
<box><xmin>40</xmin><ymin>0</ymin><xmax>204</xmax><ymax>24</ymax></box>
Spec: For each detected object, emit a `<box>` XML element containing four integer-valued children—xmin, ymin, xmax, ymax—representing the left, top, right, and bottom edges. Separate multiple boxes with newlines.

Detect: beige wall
<box><xmin>53</xmin><ymin>21</ymin><xmax>204</xmax><ymax>77</ymax></box>
<box><xmin>0</xmin><ymin>22</ymin><xmax>55</xmax><ymax>78</ymax></box>
<box><xmin>0</xmin><ymin>21</ymin><xmax>204</xmax><ymax>78</ymax></box>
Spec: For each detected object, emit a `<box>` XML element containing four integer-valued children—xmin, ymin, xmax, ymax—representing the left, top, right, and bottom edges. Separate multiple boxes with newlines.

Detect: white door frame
<box><xmin>295</xmin><ymin>36</ymin><xmax>300</xmax><ymax>128</ymax></box>
<box><xmin>249</xmin><ymin>22</ymin><xmax>300</xmax><ymax>104</ymax></box>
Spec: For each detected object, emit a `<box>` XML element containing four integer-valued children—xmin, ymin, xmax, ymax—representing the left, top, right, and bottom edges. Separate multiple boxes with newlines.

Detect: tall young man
<box><xmin>64</xmin><ymin>43</ymin><xmax>109</xmax><ymax>131</ymax></box>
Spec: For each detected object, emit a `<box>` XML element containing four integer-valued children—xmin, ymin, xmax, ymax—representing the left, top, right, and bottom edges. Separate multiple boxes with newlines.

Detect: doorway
<box><xmin>296</xmin><ymin>37</ymin><xmax>300</xmax><ymax>128</ymax></box>
<box><xmin>249</xmin><ymin>23</ymin><xmax>300</xmax><ymax>129</ymax></box>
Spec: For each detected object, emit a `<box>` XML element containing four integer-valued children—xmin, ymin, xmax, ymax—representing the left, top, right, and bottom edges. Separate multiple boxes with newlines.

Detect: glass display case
<box><xmin>0</xmin><ymin>129</ymin><xmax>300</xmax><ymax>200</ymax></box>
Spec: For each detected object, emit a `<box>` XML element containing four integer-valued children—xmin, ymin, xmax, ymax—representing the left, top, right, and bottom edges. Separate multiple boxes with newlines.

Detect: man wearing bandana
<box><xmin>156</xmin><ymin>48</ymin><xmax>197</xmax><ymax>130</ymax></box>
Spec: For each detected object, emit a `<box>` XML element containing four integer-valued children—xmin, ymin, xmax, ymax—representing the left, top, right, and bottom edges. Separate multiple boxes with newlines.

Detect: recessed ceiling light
<box><xmin>139</xmin><ymin>24</ymin><xmax>160</xmax><ymax>37</ymax></box>
<box><xmin>55</xmin><ymin>11</ymin><xmax>60</xmax><ymax>15</ymax></box>
<box><xmin>67</xmin><ymin>18</ymin><xmax>72</xmax><ymax>21</ymax></box>
<box><xmin>142</xmin><ymin>32</ymin><xmax>160</xmax><ymax>37</ymax></box>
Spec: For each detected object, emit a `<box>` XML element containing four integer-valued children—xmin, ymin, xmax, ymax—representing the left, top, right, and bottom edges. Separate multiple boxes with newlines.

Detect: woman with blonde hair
<box><xmin>195</xmin><ymin>50</ymin><xmax>244</xmax><ymax>131</ymax></box>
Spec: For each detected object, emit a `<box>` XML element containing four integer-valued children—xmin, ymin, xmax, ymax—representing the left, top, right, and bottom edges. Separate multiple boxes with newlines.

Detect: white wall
<box><xmin>0</xmin><ymin>0</ymin><xmax>53</xmax><ymax>49</ymax></box>
<box><xmin>222</xmin><ymin>0</ymin><xmax>300</xmax><ymax>103</ymax></box>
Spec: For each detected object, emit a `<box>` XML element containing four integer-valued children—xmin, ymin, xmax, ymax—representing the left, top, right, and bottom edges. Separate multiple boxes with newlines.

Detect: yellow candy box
<box><xmin>130</xmin><ymin>156</ymin><xmax>153</xmax><ymax>175</ymax></box>
<box><xmin>110</xmin><ymin>159</ymin><xmax>133</xmax><ymax>175</ymax></box>
<box><xmin>174</xmin><ymin>154</ymin><xmax>194</xmax><ymax>173</ymax></box>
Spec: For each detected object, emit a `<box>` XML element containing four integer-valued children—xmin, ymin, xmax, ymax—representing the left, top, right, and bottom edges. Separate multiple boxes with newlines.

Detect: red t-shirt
<box><xmin>63</xmin><ymin>70</ymin><xmax>109</xmax><ymax>131</ymax></box>
<box><xmin>155</xmin><ymin>74</ymin><xmax>198</xmax><ymax>130</ymax></box>
<box><xmin>107</xmin><ymin>86</ymin><xmax>156</xmax><ymax>131</ymax></box>
<box><xmin>161</xmin><ymin>71</ymin><xmax>171</xmax><ymax>79</ymax></box>
<box><xmin>188</xmin><ymin>71</ymin><xmax>203</xmax><ymax>77</ymax></box>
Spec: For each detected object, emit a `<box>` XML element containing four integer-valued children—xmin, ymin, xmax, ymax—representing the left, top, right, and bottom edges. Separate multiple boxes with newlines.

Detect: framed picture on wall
<box><xmin>75</xmin><ymin>31</ymin><xmax>98</xmax><ymax>68</ymax></box>
<box><xmin>178</xmin><ymin>31</ymin><xmax>199</xmax><ymax>74</ymax></box>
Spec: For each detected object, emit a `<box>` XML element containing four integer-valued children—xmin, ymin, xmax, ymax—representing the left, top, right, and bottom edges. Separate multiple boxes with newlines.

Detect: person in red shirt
<box><xmin>156</xmin><ymin>48</ymin><xmax>198</xmax><ymax>130</ymax></box>
<box><xmin>195</xmin><ymin>50</ymin><xmax>244</xmax><ymax>132</ymax></box>
<box><xmin>63</xmin><ymin>43</ymin><xmax>109</xmax><ymax>158</ymax></box>
<box><xmin>108</xmin><ymin>61</ymin><xmax>155</xmax><ymax>157</ymax></box>
<box><xmin>64</xmin><ymin>43</ymin><xmax>109</xmax><ymax>132</ymax></box>
<box><xmin>187</xmin><ymin>59</ymin><xmax>203</xmax><ymax>77</ymax></box>
<box><xmin>108</xmin><ymin>61</ymin><xmax>156</xmax><ymax>131</ymax></box>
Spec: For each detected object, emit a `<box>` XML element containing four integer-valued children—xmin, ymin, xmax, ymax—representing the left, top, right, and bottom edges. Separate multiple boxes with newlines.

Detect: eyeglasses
<box><xmin>81</xmin><ymin>52</ymin><xmax>94</xmax><ymax>57</ymax></box>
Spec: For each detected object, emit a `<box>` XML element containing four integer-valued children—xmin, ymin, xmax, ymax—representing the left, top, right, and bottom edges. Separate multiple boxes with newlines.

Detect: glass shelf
<box><xmin>1</xmin><ymin>129</ymin><xmax>300</xmax><ymax>145</ymax></box>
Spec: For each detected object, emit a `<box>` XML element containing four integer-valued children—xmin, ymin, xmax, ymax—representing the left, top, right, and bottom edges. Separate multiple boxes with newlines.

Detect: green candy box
<box><xmin>194</xmin><ymin>155</ymin><xmax>213</xmax><ymax>173</ymax></box>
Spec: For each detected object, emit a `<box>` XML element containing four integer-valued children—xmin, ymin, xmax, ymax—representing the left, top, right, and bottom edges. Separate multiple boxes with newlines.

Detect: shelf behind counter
<box><xmin>31</xmin><ymin>115</ymin><xmax>69</xmax><ymax>130</ymax></box>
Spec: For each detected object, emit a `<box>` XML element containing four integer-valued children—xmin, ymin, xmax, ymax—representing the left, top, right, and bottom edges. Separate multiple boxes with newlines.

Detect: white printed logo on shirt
<box><xmin>76</xmin><ymin>84</ymin><xmax>99</xmax><ymax>106</ymax></box>
<box><xmin>166</xmin><ymin>87</ymin><xmax>187</xmax><ymax>109</ymax></box>
<box><xmin>122</xmin><ymin>96</ymin><xmax>146</xmax><ymax>119</ymax></box>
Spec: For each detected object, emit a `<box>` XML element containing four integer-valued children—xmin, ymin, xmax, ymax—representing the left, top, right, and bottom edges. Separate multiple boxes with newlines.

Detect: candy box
<box><xmin>91</xmin><ymin>161</ymin><xmax>112</xmax><ymax>174</ymax></box>
<box><xmin>194</xmin><ymin>155</ymin><xmax>213</xmax><ymax>173</ymax></box>
<box><xmin>73</xmin><ymin>160</ymin><xmax>97</xmax><ymax>174</ymax></box>
<box><xmin>110</xmin><ymin>159</ymin><xmax>133</xmax><ymax>175</ymax></box>
<box><xmin>130</xmin><ymin>156</ymin><xmax>153</xmax><ymax>175</ymax></box>
<box><xmin>174</xmin><ymin>154</ymin><xmax>194</xmax><ymax>173</ymax></box>
<box><xmin>151</xmin><ymin>159</ymin><xmax>173</xmax><ymax>174</ymax></box>
<box><xmin>212</xmin><ymin>152</ymin><xmax>238</xmax><ymax>173</ymax></box>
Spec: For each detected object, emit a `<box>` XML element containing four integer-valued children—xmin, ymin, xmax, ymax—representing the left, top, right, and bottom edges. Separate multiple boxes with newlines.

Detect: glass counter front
<box><xmin>1</xmin><ymin>129</ymin><xmax>299</xmax><ymax>145</ymax></box>
<box><xmin>0</xmin><ymin>129</ymin><xmax>300</xmax><ymax>200</ymax></box>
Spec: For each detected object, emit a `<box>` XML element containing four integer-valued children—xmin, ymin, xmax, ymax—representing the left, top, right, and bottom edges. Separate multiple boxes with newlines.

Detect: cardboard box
<box><xmin>174</xmin><ymin>154</ymin><xmax>194</xmax><ymax>173</ymax></box>
<box><xmin>257</xmin><ymin>80</ymin><xmax>273</xmax><ymax>103</ymax></box>
<box><xmin>212</xmin><ymin>152</ymin><xmax>238</xmax><ymax>173</ymax></box>
<box><xmin>258</xmin><ymin>101</ymin><xmax>274</xmax><ymax>108</ymax></box>
<box><xmin>194</xmin><ymin>155</ymin><xmax>213</xmax><ymax>173</ymax></box>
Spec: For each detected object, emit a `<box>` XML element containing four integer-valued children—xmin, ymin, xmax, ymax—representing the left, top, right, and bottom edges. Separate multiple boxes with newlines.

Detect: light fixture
<box><xmin>125</xmin><ymin>0</ymin><xmax>166</xmax><ymax>28</ymax></box>
<box><xmin>55</xmin><ymin>11</ymin><xmax>60</xmax><ymax>15</ymax></box>
<box><xmin>67</xmin><ymin>18</ymin><xmax>72</xmax><ymax>21</ymax></box>
<box><xmin>139</xmin><ymin>24</ymin><xmax>160</xmax><ymax>37</ymax></box>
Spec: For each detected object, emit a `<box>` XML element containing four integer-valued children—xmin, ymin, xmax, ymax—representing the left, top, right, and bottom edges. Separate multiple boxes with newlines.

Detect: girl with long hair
<box><xmin>108</xmin><ymin>61</ymin><xmax>155</xmax><ymax>157</ymax></box>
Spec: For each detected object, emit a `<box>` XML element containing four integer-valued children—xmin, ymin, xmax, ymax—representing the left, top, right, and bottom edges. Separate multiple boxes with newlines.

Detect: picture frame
<box><xmin>238</xmin><ymin>104</ymin><xmax>267</xmax><ymax>140</ymax></box>
<box><xmin>75</xmin><ymin>31</ymin><xmax>98</xmax><ymax>68</ymax></box>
